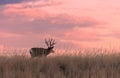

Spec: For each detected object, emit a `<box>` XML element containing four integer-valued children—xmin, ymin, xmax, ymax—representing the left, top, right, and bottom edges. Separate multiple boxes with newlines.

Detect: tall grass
<box><xmin>0</xmin><ymin>52</ymin><xmax>120</xmax><ymax>78</ymax></box>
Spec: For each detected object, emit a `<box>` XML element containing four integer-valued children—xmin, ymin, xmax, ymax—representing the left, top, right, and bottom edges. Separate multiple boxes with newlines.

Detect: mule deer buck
<box><xmin>30</xmin><ymin>39</ymin><xmax>56</xmax><ymax>57</ymax></box>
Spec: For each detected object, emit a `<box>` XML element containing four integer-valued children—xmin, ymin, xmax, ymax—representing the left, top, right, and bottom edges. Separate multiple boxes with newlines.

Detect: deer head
<box><xmin>45</xmin><ymin>38</ymin><xmax>56</xmax><ymax>53</ymax></box>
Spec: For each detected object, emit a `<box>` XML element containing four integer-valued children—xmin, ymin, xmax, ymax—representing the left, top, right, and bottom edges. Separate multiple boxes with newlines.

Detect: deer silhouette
<box><xmin>30</xmin><ymin>39</ymin><xmax>56</xmax><ymax>57</ymax></box>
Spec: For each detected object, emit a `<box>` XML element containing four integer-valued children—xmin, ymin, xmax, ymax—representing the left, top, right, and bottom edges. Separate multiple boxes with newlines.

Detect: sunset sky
<box><xmin>0</xmin><ymin>0</ymin><xmax>120</xmax><ymax>49</ymax></box>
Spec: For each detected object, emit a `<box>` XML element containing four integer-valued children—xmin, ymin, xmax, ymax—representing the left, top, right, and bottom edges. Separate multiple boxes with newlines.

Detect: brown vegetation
<box><xmin>0</xmin><ymin>53</ymin><xmax>120</xmax><ymax>78</ymax></box>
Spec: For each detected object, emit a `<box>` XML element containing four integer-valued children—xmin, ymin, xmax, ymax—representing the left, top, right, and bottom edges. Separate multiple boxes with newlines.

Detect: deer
<box><xmin>30</xmin><ymin>38</ymin><xmax>56</xmax><ymax>57</ymax></box>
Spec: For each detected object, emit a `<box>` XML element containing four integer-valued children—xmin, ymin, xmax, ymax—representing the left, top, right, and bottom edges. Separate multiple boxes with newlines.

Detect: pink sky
<box><xmin>0</xmin><ymin>0</ymin><xmax>120</xmax><ymax>50</ymax></box>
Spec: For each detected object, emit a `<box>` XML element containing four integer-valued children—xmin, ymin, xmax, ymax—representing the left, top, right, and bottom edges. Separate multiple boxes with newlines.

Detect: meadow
<box><xmin>0</xmin><ymin>49</ymin><xmax>120</xmax><ymax>78</ymax></box>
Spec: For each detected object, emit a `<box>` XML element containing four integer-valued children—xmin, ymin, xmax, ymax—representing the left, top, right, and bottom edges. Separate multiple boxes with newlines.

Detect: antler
<box><xmin>45</xmin><ymin>38</ymin><xmax>56</xmax><ymax>48</ymax></box>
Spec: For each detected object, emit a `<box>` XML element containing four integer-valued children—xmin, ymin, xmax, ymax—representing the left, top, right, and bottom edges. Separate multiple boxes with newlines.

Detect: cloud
<box><xmin>0</xmin><ymin>0</ymin><xmax>29</xmax><ymax>5</ymax></box>
<box><xmin>0</xmin><ymin>14</ymin><xmax>100</xmax><ymax>36</ymax></box>
<box><xmin>0</xmin><ymin>9</ymin><xmax>103</xmax><ymax>48</ymax></box>
<box><xmin>1</xmin><ymin>0</ymin><xmax>102</xmax><ymax>29</ymax></box>
<box><xmin>63</xmin><ymin>27</ymin><xmax>102</xmax><ymax>42</ymax></box>
<box><xmin>0</xmin><ymin>3</ymin><xmax>102</xmax><ymax>41</ymax></box>
<box><xmin>0</xmin><ymin>0</ymin><xmax>105</xmax><ymax>48</ymax></box>
<box><xmin>110</xmin><ymin>30</ymin><xmax>120</xmax><ymax>38</ymax></box>
<box><xmin>2</xmin><ymin>5</ymin><xmax>101</xmax><ymax>31</ymax></box>
<box><xmin>0</xmin><ymin>0</ymin><xmax>62</xmax><ymax>9</ymax></box>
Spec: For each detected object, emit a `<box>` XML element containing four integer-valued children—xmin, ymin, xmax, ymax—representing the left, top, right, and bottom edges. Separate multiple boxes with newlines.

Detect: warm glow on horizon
<box><xmin>0</xmin><ymin>0</ymin><xmax>120</xmax><ymax>51</ymax></box>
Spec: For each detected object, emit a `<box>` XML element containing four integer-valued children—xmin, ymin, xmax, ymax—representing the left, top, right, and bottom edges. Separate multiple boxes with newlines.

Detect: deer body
<box><xmin>30</xmin><ymin>47</ymin><xmax>54</xmax><ymax>57</ymax></box>
<box><xmin>30</xmin><ymin>39</ymin><xmax>55</xmax><ymax>57</ymax></box>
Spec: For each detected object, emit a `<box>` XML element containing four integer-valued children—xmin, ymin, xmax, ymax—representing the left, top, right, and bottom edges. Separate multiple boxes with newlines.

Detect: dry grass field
<box><xmin>0</xmin><ymin>50</ymin><xmax>120</xmax><ymax>78</ymax></box>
